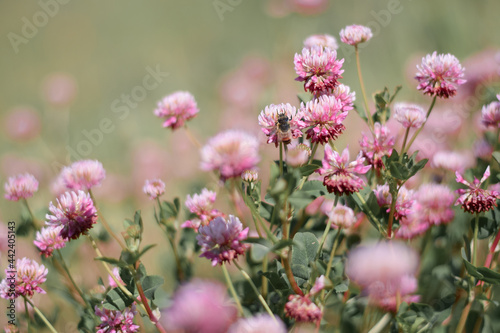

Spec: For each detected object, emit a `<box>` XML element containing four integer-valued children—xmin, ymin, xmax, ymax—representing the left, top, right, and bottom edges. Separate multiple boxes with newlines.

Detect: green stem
<box><xmin>279</xmin><ymin>142</ymin><xmax>284</xmax><ymax>176</ymax></box>
<box><xmin>316</xmin><ymin>196</ymin><xmax>339</xmax><ymax>260</ymax></box>
<box><xmin>386</xmin><ymin>194</ymin><xmax>397</xmax><ymax>239</ymax></box>
<box><xmin>321</xmin><ymin>227</ymin><xmax>343</xmax><ymax>303</ymax></box>
<box><xmin>400</xmin><ymin>127</ymin><xmax>410</xmax><ymax>161</ymax></box>
<box><xmin>89</xmin><ymin>190</ymin><xmax>126</xmax><ymax>250</ymax></box>
<box><xmin>473</xmin><ymin>214</ymin><xmax>479</xmax><ymax>267</ymax></box>
<box><xmin>56</xmin><ymin>250</ymin><xmax>92</xmax><ymax>310</ymax></box>
<box><xmin>24</xmin><ymin>297</ymin><xmax>59</xmax><ymax>333</ymax></box>
<box><xmin>23</xmin><ymin>198</ymin><xmax>41</xmax><ymax>229</ymax></box>
<box><xmin>222</xmin><ymin>263</ymin><xmax>244</xmax><ymax>316</ymax></box>
<box><xmin>234</xmin><ymin>261</ymin><xmax>276</xmax><ymax>321</ymax></box>
<box><xmin>25</xmin><ymin>297</ymin><xmax>31</xmax><ymax>333</ymax></box>
<box><xmin>262</xmin><ymin>255</ymin><xmax>268</xmax><ymax>299</ymax></box>
<box><xmin>355</xmin><ymin>45</ymin><xmax>374</xmax><ymax>131</ymax></box>
<box><xmin>403</xmin><ymin>96</ymin><xmax>437</xmax><ymax>154</ymax></box>
<box><xmin>309</xmin><ymin>142</ymin><xmax>319</xmax><ymax>165</ymax></box>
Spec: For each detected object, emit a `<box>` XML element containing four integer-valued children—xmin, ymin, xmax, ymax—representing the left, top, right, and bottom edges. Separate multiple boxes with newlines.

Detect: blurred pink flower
<box><xmin>107</xmin><ymin>267</ymin><xmax>125</xmax><ymax>289</ymax></box>
<box><xmin>162</xmin><ymin>280</ymin><xmax>238</xmax><ymax>333</ymax></box>
<box><xmin>154</xmin><ymin>91</ymin><xmax>199</xmax><ymax>130</ymax></box>
<box><xmin>339</xmin><ymin>25</ymin><xmax>373</xmax><ymax>46</ymax></box>
<box><xmin>142</xmin><ymin>178</ymin><xmax>165</xmax><ymax>200</ymax></box>
<box><xmin>46</xmin><ymin>190</ymin><xmax>98</xmax><ymax>240</ymax></box>
<box><xmin>200</xmin><ymin>130</ymin><xmax>260</xmax><ymax>181</ymax></box>
<box><xmin>301</xmin><ymin>95</ymin><xmax>348</xmax><ymax>144</ymax></box>
<box><xmin>431</xmin><ymin>150</ymin><xmax>475</xmax><ymax>174</ymax></box>
<box><xmin>197</xmin><ymin>215</ymin><xmax>250</xmax><ymax>266</ymax></box>
<box><xmin>415</xmin><ymin>52</ymin><xmax>466</xmax><ymax>98</ymax></box>
<box><xmin>309</xmin><ymin>275</ymin><xmax>325</xmax><ymax>296</ymax></box>
<box><xmin>346</xmin><ymin>242</ymin><xmax>419</xmax><ymax>310</ymax></box>
<box><xmin>456</xmin><ymin>166</ymin><xmax>500</xmax><ymax>213</ymax></box>
<box><xmin>321</xmin><ymin>201</ymin><xmax>355</xmax><ymax>229</ymax></box>
<box><xmin>285</xmin><ymin>294</ymin><xmax>322</xmax><ymax>322</ymax></box>
<box><xmin>228</xmin><ymin>314</ymin><xmax>287</xmax><ymax>333</ymax></box>
<box><xmin>61</xmin><ymin>160</ymin><xmax>106</xmax><ymax>191</ymax></box>
<box><xmin>303</xmin><ymin>34</ymin><xmax>338</xmax><ymax>50</ymax></box>
<box><xmin>182</xmin><ymin>188</ymin><xmax>225</xmax><ymax>231</ymax></box>
<box><xmin>415</xmin><ymin>183</ymin><xmax>455</xmax><ymax>225</ymax></box>
<box><xmin>95</xmin><ymin>304</ymin><xmax>139</xmax><ymax>333</ymax></box>
<box><xmin>374</xmin><ymin>184</ymin><xmax>414</xmax><ymax>220</ymax></box>
<box><xmin>318</xmin><ymin>146</ymin><xmax>371</xmax><ymax>196</ymax></box>
<box><xmin>287</xmin><ymin>144</ymin><xmax>311</xmax><ymax>167</ymax></box>
<box><xmin>394</xmin><ymin>207</ymin><xmax>430</xmax><ymax>240</ymax></box>
<box><xmin>481</xmin><ymin>95</ymin><xmax>500</xmax><ymax>129</ymax></box>
<box><xmin>258</xmin><ymin>103</ymin><xmax>306</xmax><ymax>146</ymax></box>
<box><xmin>473</xmin><ymin>139</ymin><xmax>493</xmax><ymax>159</ymax></box>
<box><xmin>4</xmin><ymin>173</ymin><xmax>39</xmax><ymax>201</ymax></box>
<box><xmin>41</xmin><ymin>72</ymin><xmax>78</xmax><ymax>108</ymax></box>
<box><xmin>0</xmin><ymin>257</ymin><xmax>48</xmax><ymax>299</ymax></box>
<box><xmin>294</xmin><ymin>47</ymin><xmax>344</xmax><ymax>96</ymax></box>
<box><xmin>393</xmin><ymin>102</ymin><xmax>426</xmax><ymax>128</ymax></box>
<box><xmin>4</xmin><ymin>107</ymin><xmax>41</xmax><ymax>142</ymax></box>
<box><xmin>33</xmin><ymin>226</ymin><xmax>67</xmax><ymax>258</ymax></box>
<box><xmin>287</xmin><ymin>0</ymin><xmax>329</xmax><ymax>15</ymax></box>
<box><xmin>359</xmin><ymin>122</ymin><xmax>395</xmax><ymax>169</ymax></box>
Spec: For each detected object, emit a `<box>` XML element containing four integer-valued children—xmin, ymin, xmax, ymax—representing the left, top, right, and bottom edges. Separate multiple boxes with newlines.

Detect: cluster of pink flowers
<box><xmin>60</xmin><ymin>159</ymin><xmax>106</xmax><ymax>191</ymax></box>
<box><xmin>161</xmin><ymin>280</ymin><xmax>237</xmax><ymax>333</ymax></box>
<box><xmin>142</xmin><ymin>178</ymin><xmax>165</xmax><ymax>200</ymax></box>
<box><xmin>200</xmin><ymin>130</ymin><xmax>260</xmax><ymax>181</ymax></box>
<box><xmin>154</xmin><ymin>91</ymin><xmax>199</xmax><ymax>130</ymax></box>
<box><xmin>359</xmin><ymin>122</ymin><xmax>395</xmax><ymax>169</ymax></box>
<box><xmin>0</xmin><ymin>257</ymin><xmax>48</xmax><ymax>299</ymax></box>
<box><xmin>94</xmin><ymin>304</ymin><xmax>139</xmax><ymax>333</ymax></box>
<box><xmin>374</xmin><ymin>185</ymin><xmax>414</xmax><ymax>220</ymax></box>
<box><xmin>346</xmin><ymin>242</ymin><xmax>420</xmax><ymax>311</ymax></box>
<box><xmin>481</xmin><ymin>94</ymin><xmax>500</xmax><ymax>129</ymax></box>
<box><xmin>317</xmin><ymin>146</ymin><xmax>371</xmax><ymax>196</ymax></box>
<box><xmin>258</xmin><ymin>103</ymin><xmax>305</xmax><ymax>146</ymax></box>
<box><xmin>181</xmin><ymin>188</ymin><xmax>225</xmax><ymax>231</ymax></box>
<box><xmin>33</xmin><ymin>225</ymin><xmax>67</xmax><ymax>257</ymax></box>
<box><xmin>4</xmin><ymin>173</ymin><xmax>39</xmax><ymax>201</ymax></box>
<box><xmin>339</xmin><ymin>24</ymin><xmax>373</xmax><ymax>46</ymax></box>
<box><xmin>45</xmin><ymin>190</ymin><xmax>98</xmax><ymax>240</ymax></box>
<box><xmin>294</xmin><ymin>46</ymin><xmax>344</xmax><ymax>95</ymax></box>
<box><xmin>284</xmin><ymin>275</ymin><xmax>325</xmax><ymax>323</ymax></box>
<box><xmin>415</xmin><ymin>52</ymin><xmax>466</xmax><ymax>98</ymax></box>
<box><xmin>455</xmin><ymin>166</ymin><xmax>500</xmax><ymax>214</ymax></box>
<box><xmin>301</xmin><ymin>94</ymin><xmax>348</xmax><ymax>144</ymax></box>
<box><xmin>320</xmin><ymin>201</ymin><xmax>356</xmax><ymax>229</ymax></box>
<box><xmin>197</xmin><ymin>215</ymin><xmax>250</xmax><ymax>266</ymax></box>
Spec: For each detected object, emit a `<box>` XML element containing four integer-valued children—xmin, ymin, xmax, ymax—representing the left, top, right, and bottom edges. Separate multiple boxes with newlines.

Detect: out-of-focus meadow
<box><xmin>1</xmin><ymin>0</ymin><xmax>500</xmax><ymax>329</ymax></box>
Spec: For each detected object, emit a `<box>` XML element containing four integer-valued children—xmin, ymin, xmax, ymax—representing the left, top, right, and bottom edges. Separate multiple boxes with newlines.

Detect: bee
<box><xmin>276</xmin><ymin>112</ymin><xmax>292</xmax><ymax>146</ymax></box>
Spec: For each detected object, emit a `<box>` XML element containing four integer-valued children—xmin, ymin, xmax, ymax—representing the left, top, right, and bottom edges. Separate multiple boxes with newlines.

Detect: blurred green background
<box><xmin>0</xmin><ymin>0</ymin><xmax>499</xmax><ymax>329</ymax></box>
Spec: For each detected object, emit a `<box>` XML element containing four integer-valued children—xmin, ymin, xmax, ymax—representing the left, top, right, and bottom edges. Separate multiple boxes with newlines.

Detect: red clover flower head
<box><xmin>241</xmin><ymin>169</ymin><xmax>259</xmax><ymax>183</ymax></box>
<box><xmin>393</xmin><ymin>102</ymin><xmax>427</xmax><ymax>129</ymax></box>
<box><xmin>287</xmin><ymin>144</ymin><xmax>311</xmax><ymax>167</ymax></box>
<box><xmin>415</xmin><ymin>183</ymin><xmax>455</xmax><ymax>225</ymax></box>
<box><xmin>94</xmin><ymin>304</ymin><xmax>139</xmax><ymax>333</ymax></box>
<box><xmin>339</xmin><ymin>25</ymin><xmax>373</xmax><ymax>46</ymax></box>
<box><xmin>284</xmin><ymin>294</ymin><xmax>322</xmax><ymax>323</ymax></box>
<box><xmin>46</xmin><ymin>190</ymin><xmax>98</xmax><ymax>240</ymax></box>
<box><xmin>431</xmin><ymin>150</ymin><xmax>475</xmax><ymax>174</ymax></box>
<box><xmin>154</xmin><ymin>91</ymin><xmax>199</xmax><ymax>130</ymax></box>
<box><xmin>33</xmin><ymin>226</ymin><xmax>67</xmax><ymax>258</ymax></box>
<box><xmin>331</xmin><ymin>83</ymin><xmax>356</xmax><ymax>111</ymax></box>
<box><xmin>258</xmin><ymin>103</ymin><xmax>306</xmax><ymax>146</ymax></box>
<box><xmin>200</xmin><ymin>130</ymin><xmax>260</xmax><ymax>181</ymax></box>
<box><xmin>359</xmin><ymin>122</ymin><xmax>395</xmax><ymax>169</ymax></box>
<box><xmin>318</xmin><ymin>146</ymin><xmax>371</xmax><ymax>196</ymax></box>
<box><xmin>415</xmin><ymin>52</ymin><xmax>466</xmax><ymax>98</ymax></box>
<box><xmin>481</xmin><ymin>95</ymin><xmax>500</xmax><ymax>129</ymax></box>
<box><xmin>142</xmin><ymin>178</ymin><xmax>165</xmax><ymax>200</ymax></box>
<box><xmin>4</xmin><ymin>173</ymin><xmax>39</xmax><ymax>201</ymax></box>
<box><xmin>183</xmin><ymin>188</ymin><xmax>225</xmax><ymax>230</ymax></box>
<box><xmin>61</xmin><ymin>160</ymin><xmax>106</xmax><ymax>191</ymax></box>
<box><xmin>0</xmin><ymin>257</ymin><xmax>48</xmax><ymax>299</ymax></box>
<box><xmin>455</xmin><ymin>166</ymin><xmax>500</xmax><ymax>214</ymax></box>
<box><xmin>321</xmin><ymin>202</ymin><xmax>356</xmax><ymax>229</ymax></box>
<box><xmin>294</xmin><ymin>47</ymin><xmax>344</xmax><ymax>95</ymax></box>
<box><xmin>197</xmin><ymin>215</ymin><xmax>250</xmax><ymax>266</ymax></box>
<box><xmin>301</xmin><ymin>95</ymin><xmax>348</xmax><ymax>144</ymax></box>
<box><xmin>303</xmin><ymin>34</ymin><xmax>338</xmax><ymax>51</ymax></box>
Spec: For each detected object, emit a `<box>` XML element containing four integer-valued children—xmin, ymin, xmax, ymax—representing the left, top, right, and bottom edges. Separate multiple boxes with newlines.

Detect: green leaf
<box><xmin>471</xmin><ymin>216</ymin><xmax>497</xmax><ymax>239</ymax></box>
<box><xmin>141</xmin><ymin>275</ymin><xmax>164</xmax><ymax>300</ymax></box>
<box><xmin>461</xmin><ymin>248</ymin><xmax>500</xmax><ymax>284</ymax></box>
<box><xmin>94</xmin><ymin>256</ymin><xmax>126</xmax><ymax>267</ymax></box>
<box><xmin>384</xmin><ymin>151</ymin><xmax>428</xmax><ymax>182</ymax></box>
<box><xmin>136</xmin><ymin>244</ymin><xmax>156</xmax><ymax>260</ymax></box>
<box><xmin>297</xmin><ymin>160</ymin><xmax>322</xmax><ymax>177</ymax></box>
<box><xmin>103</xmin><ymin>288</ymin><xmax>135</xmax><ymax>311</ymax></box>
<box><xmin>492</xmin><ymin>151</ymin><xmax>500</xmax><ymax>166</ymax></box>
<box><xmin>288</xmin><ymin>180</ymin><xmax>328</xmax><ymax>210</ymax></box>
<box><xmin>334</xmin><ymin>282</ymin><xmax>349</xmax><ymax>293</ymax></box>
<box><xmin>291</xmin><ymin>232</ymin><xmax>320</xmax><ymax>286</ymax></box>
<box><xmin>350</xmin><ymin>187</ymin><xmax>384</xmax><ymax>233</ymax></box>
